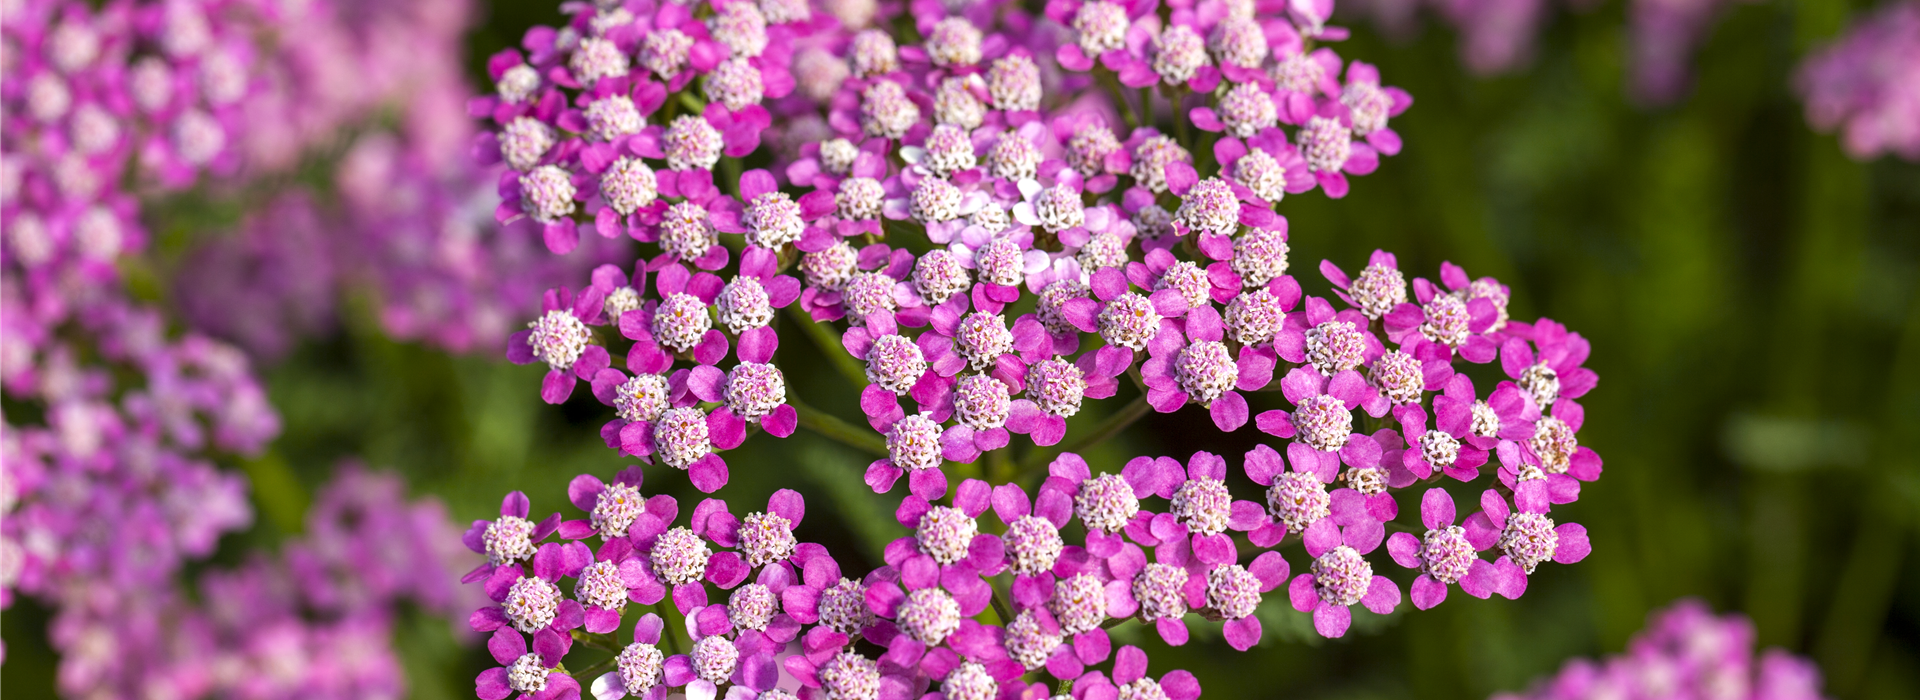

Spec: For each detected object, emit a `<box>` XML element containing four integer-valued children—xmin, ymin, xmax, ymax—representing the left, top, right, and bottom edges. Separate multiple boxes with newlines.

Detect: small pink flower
<box><xmin>1461</xmin><ymin>489</ymin><xmax>1591</xmax><ymax>600</ymax></box>
<box><xmin>1392</xmin><ymin>375</ymin><xmax>1495</xmax><ymax>482</ymax></box>
<box><xmin>508</xmin><ymin>286</ymin><xmax>612</xmax><ymax>404</ymax></box>
<box><xmin>1286</xmin><ymin>503</ymin><xmax>1398</xmax><ymax>638</ymax></box>
<box><xmin>476</xmin><ymin>626</ymin><xmax>580</xmax><ymax>700</ymax></box>
<box><xmin>1385</xmin><ymin>488</ymin><xmax>1483</xmax><ymax>610</ymax></box>
<box><xmin>1255</xmin><ymin>366</ymin><xmax>1382</xmax><ymax>479</ymax></box>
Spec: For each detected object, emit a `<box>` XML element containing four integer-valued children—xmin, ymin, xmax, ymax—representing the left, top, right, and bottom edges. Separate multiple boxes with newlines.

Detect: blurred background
<box><xmin>4</xmin><ymin>1</ymin><xmax>1917</xmax><ymax>699</ymax></box>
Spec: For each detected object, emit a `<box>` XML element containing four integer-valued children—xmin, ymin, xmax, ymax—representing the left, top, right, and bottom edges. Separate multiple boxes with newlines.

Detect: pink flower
<box><xmin>1461</xmin><ymin>488</ymin><xmax>1591</xmax><ymax>600</ymax></box>
<box><xmin>462</xmin><ymin>491</ymin><xmax>564</xmax><ymax>583</ymax></box>
<box><xmin>1392</xmin><ymin>376</ymin><xmax>1496</xmax><ymax>482</ymax></box>
<box><xmin>1286</xmin><ymin>502</ymin><xmax>1397</xmax><ymax>638</ymax></box>
<box><xmin>1255</xmin><ymin>366</ymin><xmax>1382</xmax><ymax>480</ymax></box>
<box><xmin>477</xmin><ymin>626</ymin><xmax>580</xmax><ymax>700</ymax></box>
<box><xmin>509</xmin><ymin>286</ymin><xmax>613</xmax><ymax>404</ymax></box>
<box><xmin>588</xmin><ymin>613</ymin><xmax>671</xmax><ymax>700</ymax></box>
<box><xmin>1077</xmin><ymin>646</ymin><xmax>1202</xmax><ymax>700</ymax></box>
<box><xmin>1139</xmin><ymin>302</ymin><xmax>1274</xmax><ymax>430</ymax></box>
<box><xmin>1384</xmin><ymin>487</ymin><xmax>1487</xmax><ymax>610</ymax></box>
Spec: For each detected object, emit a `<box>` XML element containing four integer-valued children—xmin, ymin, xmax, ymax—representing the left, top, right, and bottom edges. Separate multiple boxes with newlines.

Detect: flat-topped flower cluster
<box><xmin>1492</xmin><ymin>599</ymin><xmax>1830</xmax><ymax>700</ymax></box>
<box><xmin>473</xmin><ymin>1</ymin><xmax>1604</xmax><ymax>699</ymax></box>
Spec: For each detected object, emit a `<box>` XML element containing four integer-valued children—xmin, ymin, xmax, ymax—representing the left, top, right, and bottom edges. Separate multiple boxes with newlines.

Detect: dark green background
<box><xmin>5</xmin><ymin>0</ymin><xmax>1917</xmax><ymax>698</ymax></box>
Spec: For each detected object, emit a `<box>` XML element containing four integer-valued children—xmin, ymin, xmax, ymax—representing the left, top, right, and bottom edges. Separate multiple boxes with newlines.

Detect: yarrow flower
<box><xmin>460</xmin><ymin>6</ymin><xmax>1621</xmax><ymax>698</ymax></box>
<box><xmin>1491</xmin><ymin>599</ymin><xmax>1833</xmax><ymax>700</ymax></box>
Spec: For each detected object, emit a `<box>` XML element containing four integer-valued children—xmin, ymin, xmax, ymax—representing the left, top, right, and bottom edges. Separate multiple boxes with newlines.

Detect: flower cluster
<box><xmin>471</xmin><ymin>0</ymin><xmax>1609</xmax><ymax>697</ymax></box>
<box><xmin>39</xmin><ymin>465</ymin><xmax>481</xmax><ymax>699</ymax></box>
<box><xmin>1492</xmin><ymin>599</ymin><xmax>1830</xmax><ymax>700</ymax></box>
<box><xmin>0</xmin><ymin>0</ymin><xmax>516</xmax><ymax>690</ymax></box>
<box><xmin>486</xmin><ymin>0</ymin><xmax>1421</xmax><ymax>495</ymax></box>
<box><xmin>1795</xmin><ymin>1</ymin><xmax>1920</xmax><ymax>162</ymax></box>
<box><xmin>464</xmin><ymin>473</ymin><xmax>1209</xmax><ymax>700</ymax></box>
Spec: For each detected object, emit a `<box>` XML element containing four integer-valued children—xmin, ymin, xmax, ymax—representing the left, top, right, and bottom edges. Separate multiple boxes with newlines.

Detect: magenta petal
<box><xmin>1410</xmin><ymin>575</ymin><xmax>1447</xmax><ymax>610</ymax></box>
<box><xmin>477</xmin><ymin>668</ymin><xmax>513</xmax><ymax>700</ymax></box>
<box><xmin>1222</xmin><ymin>616</ymin><xmax>1261</xmax><ymax>651</ymax></box>
<box><xmin>739</xmin><ymin>326</ymin><xmax>779</xmax><ymax>363</ymax></box>
<box><xmin>586</xmin><ymin>606</ymin><xmax>623</xmax><ymax>634</ymax></box>
<box><xmin>763</xmin><ymin>404</ymin><xmax>798</xmax><ymax>437</ymax></box>
<box><xmin>688</xmin><ymin>454</ymin><xmax>729</xmax><ymax>492</ymax></box>
<box><xmin>1209</xmin><ymin>392</ymin><xmax>1248</xmax><ymax>431</ymax></box>
<box><xmin>1155</xmin><ymin>617</ymin><xmax>1189</xmax><ymax>646</ymax></box>
<box><xmin>1311</xmin><ymin>601</ymin><xmax>1351</xmax><ymax>638</ymax></box>
<box><xmin>1288</xmin><ymin>574</ymin><xmax>1318</xmax><ymax>613</ymax></box>
<box><xmin>488</xmin><ymin>627</ymin><xmax>528</xmax><ymax>665</ymax></box>
<box><xmin>1553</xmin><ymin>523</ymin><xmax>1591</xmax><ymax>564</ymax></box>
<box><xmin>1386</xmin><ymin>532</ymin><xmax>1422</xmax><ymax>569</ymax></box>
<box><xmin>1302</xmin><ymin>518</ymin><xmax>1340</xmax><ymax>557</ymax></box>
<box><xmin>865</xmin><ymin>461</ymin><xmax>904</xmax><ymax>494</ymax></box>
<box><xmin>1360</xmin><ymin>575</ymin><xmax>1400</xmax><ymax>614</ymax></box>
<box><xmin>542</xmin><ymin>370</ymin><xmax>578</xmax><ymax>404</ymax></box>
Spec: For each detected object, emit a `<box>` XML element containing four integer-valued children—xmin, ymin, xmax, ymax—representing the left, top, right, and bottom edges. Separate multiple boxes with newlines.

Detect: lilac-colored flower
<box><xmin>1384</xmin><ymin>488</ymin><xmax>1489</xmax><ymax>610</ymax></box>
<box><xmin>617</xmin><ymin>263</ymin><xmax>731</xmax><ymax>372</ymax></box>
<box><xmin>1255</xmin><ymin>367</ymin><xmax>1382</xmax><ymax>479</ymax></box>
<box><xmin>509</xmin><ymin>286</ymin><xmax>614</xmax><ymax>404</ymax></box>
<box><xmin>1049</xmin><ymin>0</ymin><xmax>1160</xmax><ymax>78</ymax></box>
<box><xmin>1140</xmin><ymin>303</ymin><xmax>1276</xmax><ymax>431</ymax></box>
<box><xmin>1212</xmin><ymin>128</ymin><xmax>1316</xmax><ymax>206</ymax></box>
<box><xmin>1273</xmin><ymin>295</ymin><xmax>1385</xmax><ymax>376</ymax></box>
<box><xmin>738</xmin><ymin>168</ymin><xmax>836</xmax><ymax>250</ymax></box>
<box><xmin>1143</xmin><ymin>452</ymin><xmax>1269</xmax><ymax>566</ymax></box>
<box><xmin>1006</xmin><ymin>352</ymin><xmax>1121</xmax><ymax>446</ymax></box>
<box><xmin>1500</xmin><ymin>317</ymin><xmax>1598</xmax><ymax>414</ymax></box>
<box><xmin>1054</xmin><ymin>267</ymin><xmax>1189</xmax><ymax>375</ymax></box>
<box><xmin>1294</xmin><ymin>100</ymin><xmax>1382</xmax><ymax>199</ymax></box>
<box><xmin>477</xmin><ymin>626</ymin><xmax>581</xmax><ymax>700</ymax></box>
<box><xmin>471</xmin><ymin>541</ymin><xmax>591</xmax><ymax>637</ymax></box>
<box><xmin>1461</xmin><ymin>489</ymin><xmax>1591</xmax><ymax>600</ymax></box>
<box><xmin>1795</xmin><ymin>2</ymin><xmax>1920</xmax><ymax>162</ymax></box>
<box><xmin>557</xmin><ymin>466</ymin><xmax>659</xmax><ymax>543</ymax></box>
<box><xmin>1285</xmin><ymin>502</ymin><xmax>1397</xmax><ymax>638</ymax></box>
<box><xmin>1044</xmin><ymin>453</ymin><xmax>1157</xmax><ymax>558</ymax></box>
<box><xmin>1392</xmin><ymin>376</ymin><xmax>1494</xmax><ymax>482</ymax></box>
<box><xmin>1050</xmin><ymin>111</ymin><xmax>1129</xmax><ymax>193</ymax></box>
<box><xmin>946</xmin><ymin>225</ymin><xmax>1049</xmax><ymax>312</ymax></box>
<box><xmin>590</xmin><ymin>613</ymin><xmax>671</xmax><ymax>700</ymax></box>
<box><xmin>1204</xmin><ymin>552</ymin><xmax>1289</xmax><ymax>650</ymax></box>
<box><xmin>1336</xmin><ymin>61</ymin><xmax>1411</xmax><ymax>157</ymax></box>
<box><xmin>1383</xmin><ymin>261</ymin><xmax>1505</xmax><ymax>362</ymax></box>
<box><xmin>462</xmin><ymin>492</ymin><xmax>563</xmax><ymax>583</ymax></box>
<box><xmin>869</xmin><ymin>480</ymin><xmax>1003</xmax><ymax>674</ymax></box>
<box><xmin>1271</xmin><ymin>44</ymin><xmax>1344</xmax><ymax>125</ymax></box>
<box><xmin>843</xmin><ymin>306</ymin><xmax>939</xmax><ymax>417</ymax></box>
<box><xmin>1100</xmin><ymin>646</ymin><xmax>1203</xmax><ymax>700</ymax></box>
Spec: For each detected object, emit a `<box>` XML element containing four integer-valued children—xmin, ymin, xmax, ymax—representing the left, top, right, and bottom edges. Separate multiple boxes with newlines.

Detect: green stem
<box><xmin>658</xmin><ymin>602</ymin><xmax>687</xmax><ymax>655</ymax></box>
<box><xmin>572</xmin><ymin>658</ymin><xmax>616</xmax><ymax>680</ymax></box>
<box><xmin>793</xmin><ymin>400</ymin><xmax>888</xmax><ymax>456</ymax></box>
<box><xmin>1171</xmin><ymin>87</ymin><xmax>1191</xmax><ymax>145</ymax></box>
<box><xmin>720</xmin><ymin>157</ymin><xmax>744</xmax><ymax>199</ymax></box>
<box><xmin>1096</xmin><ymin>69</ymin><xmax>1138</xmax><ymax>128</ymax></box>
<box><xmin>1018</xmin><ymin>394</ymin><xmax>1152</xmax><ymax>473</ymax></box>
<box><xmin>988</xmin><ymin>582</ymin><xmax>1015</xmax><ymax>627</ymax></box>
<box><xmin>785</xmin><ymin>305</ymin><xmax>869</xmax><ymax>387</ymax></box>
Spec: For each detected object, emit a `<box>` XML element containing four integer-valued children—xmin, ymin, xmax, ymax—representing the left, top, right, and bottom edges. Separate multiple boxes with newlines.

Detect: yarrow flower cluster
<box><xmin>0</xmin><ymin>1</ymin><xmax>544</xmax><ymax>695</ymax></box>
<box><xmin>1491</xmin><ymin>599</ymin><xmax>1831</xmax><ymax>700</ymax></box>
<box><xmin>469</xmin><ymin>1</ymin><xmax>1616</xmax><ymax>698</ymax></box>
<box><xmin>1794</xmin><ymin>2</ymin><xmax>1920</xmax><ymax>162</ymax></box>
